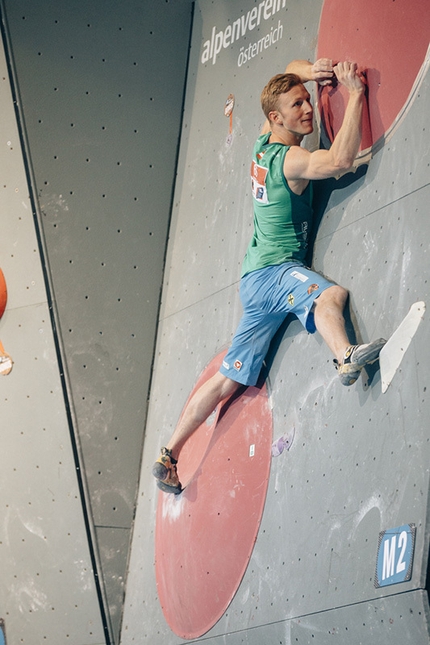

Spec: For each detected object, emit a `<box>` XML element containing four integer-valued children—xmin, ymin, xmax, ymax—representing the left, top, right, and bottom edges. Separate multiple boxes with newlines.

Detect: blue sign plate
<box><xmin>375</xmin><ymin>523</ymin><xmax>416</xmax><ymax>588</ymax></box>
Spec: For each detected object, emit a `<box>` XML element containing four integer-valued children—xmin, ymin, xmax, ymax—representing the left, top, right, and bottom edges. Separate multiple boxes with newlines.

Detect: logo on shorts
<box><xmin>234</xmin><ymin>360</ymin><xmax>242</xmax><ymax>371</ymax></box>
<box><xmin>307</xmin><ymin>284</ymin><xmax>319</xmax><ymax>295</ymax></box>
<box><xmin>291</xmin><ymin>270</ymin><xmax>308</xmax><ymax>283</ymax></box>
<box><xmin>222</xmin><ymin>360</ymin><xmax>230</xmax><ymax>370</ymax></box>
<box><xmin>288</xmin><ymin>293</ymin><xmax>295</xmax><ymax>306</ymax></box>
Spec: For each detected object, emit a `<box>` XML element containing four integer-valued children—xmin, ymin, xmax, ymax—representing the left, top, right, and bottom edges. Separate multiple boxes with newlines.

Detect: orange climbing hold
<box><xmin>0</xmin><ymin>268</ymin><xmax>7</xmax><ymax>319</ymax></box>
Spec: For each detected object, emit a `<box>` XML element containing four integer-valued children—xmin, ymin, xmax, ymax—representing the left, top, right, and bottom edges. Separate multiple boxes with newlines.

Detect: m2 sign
<box><xmin>375</xmin><ymin>524</ymin><xmax>416</xmax><ymax>588</ymax></box>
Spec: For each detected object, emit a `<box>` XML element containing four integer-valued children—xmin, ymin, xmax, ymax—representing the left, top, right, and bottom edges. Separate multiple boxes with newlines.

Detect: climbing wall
<box><xmin>0</xmin><ymin>22</ymin><xmax>106</xmax><ymax>645</ymax></box>
<box><xmin>123</xmin><ymin>0</ymin><xmax>430</xmax><ymax>643</ymax></box>
<box><xmin>0</xmin><ymin>0</ymin><xmax>192</xmax><ymax>643</ymax></box>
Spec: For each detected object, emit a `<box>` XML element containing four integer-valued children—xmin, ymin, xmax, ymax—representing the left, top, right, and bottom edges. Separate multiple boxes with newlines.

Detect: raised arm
<box><xmin>285</xmin><ymin>58</ymin><xmax>334</xmax><ymax>86</ymax></box>
<box><xmin>284</xmin><ymin>61</ymin><xmax>365</xmax><ymax>181</ymax></box>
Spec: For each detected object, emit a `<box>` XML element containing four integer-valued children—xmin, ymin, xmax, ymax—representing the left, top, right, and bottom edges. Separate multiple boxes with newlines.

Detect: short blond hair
<box><xmin>261</xmin><ymin>73</ymin><xmax>303</xmax><ymax>120</ymax></box>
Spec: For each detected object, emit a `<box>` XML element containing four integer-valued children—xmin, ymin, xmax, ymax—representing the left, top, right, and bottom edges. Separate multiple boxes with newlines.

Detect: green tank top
<box><xmin>241</xmin><ymin>133</ymin><xmax>314</xmax><ymax>277</ymax></box>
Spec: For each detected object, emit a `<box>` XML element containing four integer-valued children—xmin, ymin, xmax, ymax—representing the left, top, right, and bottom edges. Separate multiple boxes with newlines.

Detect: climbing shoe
<box><xmin>334</xmin><ymin>338</ymin><xmax>386</xmax><ymax>386</ymax></box>
<box><xmin>152</xmin><ymin>447</ymin><xmax>182</xmax><ymax>495</ymax></box>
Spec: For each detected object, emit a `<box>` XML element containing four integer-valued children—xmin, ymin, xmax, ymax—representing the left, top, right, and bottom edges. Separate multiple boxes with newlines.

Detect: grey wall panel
<box><xmin>3</xmin><ymin>1</ymin><xmax>193</xmax><ymax>641</ymax></box>
<box><xmin>125</xmin><ymin>0</ymin><xmax>429</xmax><ymax>643</ymax></box>
<box><xmin>188</xmin><ymin>591</ymin><xmax>429</xmax><ymax>645</ymax></box>
<box><xmin>0</xmin><ymin>31</ymin><xmax>106</xmax><ymax>645</ymax></box>
<box><xmin>0</xmin><ymin>307</ymin><xmax>105</xmax><ymax>645</ymax></box>
<box><xmin>289</xmin><ymin>591</ymin><xmax>430</xmax><ymax>645</ymax></box>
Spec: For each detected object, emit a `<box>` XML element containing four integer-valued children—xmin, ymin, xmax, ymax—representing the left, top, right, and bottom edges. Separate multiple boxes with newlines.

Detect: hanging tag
<box><xmin>224</xmin><ymin>93</ymin><xmax>235</xmax><ymax>145</ymax></box>
<box><xmin>0</xmin><ymin>340</ymin><xmax>13</xmax><ymax>376</ymax></box>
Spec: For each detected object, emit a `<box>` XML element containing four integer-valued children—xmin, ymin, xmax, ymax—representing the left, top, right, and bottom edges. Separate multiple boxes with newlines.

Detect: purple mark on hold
<box><xmin>271</xmin><ymin>427</ymin><xmax>295</xmax><ymax>457</ymax></box>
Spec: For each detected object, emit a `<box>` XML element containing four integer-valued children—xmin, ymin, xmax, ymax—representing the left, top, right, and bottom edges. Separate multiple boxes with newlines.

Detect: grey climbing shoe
<box><xmin>334</xmin><ymin>338</ymin><xmax>386</xmax><ymax>386</ymax></box>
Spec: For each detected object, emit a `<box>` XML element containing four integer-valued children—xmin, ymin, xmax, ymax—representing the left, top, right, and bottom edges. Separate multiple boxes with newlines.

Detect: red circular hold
<box><xmin>155</xmin><ymin>351</ymin><xmax>273</xmax><ymax>639</ymax></box>
<box><xmin>316</xmin><ymin>0</ymin><xmax>430</xmax><ymax>155</ymax></box>
<box><xmin>0</xmin><ymin>269</ymin><xmax>7</xmax><ymax>319</ymax></box>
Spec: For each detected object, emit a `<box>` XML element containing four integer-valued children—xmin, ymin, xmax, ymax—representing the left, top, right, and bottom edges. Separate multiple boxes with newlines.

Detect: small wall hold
<box><xmin>0</xmin><ymin>269</ymin><xmax>13</xmax><ymax>375</ymax></box>
<box><xmin>0</xmin><ymin>268</ymin><xmax>6</xmax><ymax>318</ymax></box>
<box><xmin>224</xmin><ymin>93</ymin><xmax>235</xmax><ymax>145</ymax></box>
<box><xmin>271</xmin><ymin>427</ymin><xmax>295</xmax><ymax>457</ymax></box>
<box><xmin>0</xmin><ymin>341</ymin><xmax>13</xmax><ymax>376</ymax></box>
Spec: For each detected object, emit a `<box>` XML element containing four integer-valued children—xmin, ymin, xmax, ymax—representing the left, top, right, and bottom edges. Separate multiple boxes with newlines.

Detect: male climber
<box><xmin>153</xmin><ymin>58</ymin><xmax>386</xmax><ymax>494</ymax></box>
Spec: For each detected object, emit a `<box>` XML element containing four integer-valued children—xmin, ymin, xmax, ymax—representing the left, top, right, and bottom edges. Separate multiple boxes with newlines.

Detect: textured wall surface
<box><xmin>123</xmin><ymin>0</ymin><xmax>429</xmax><ymax>643</ymax></box>
<box><xmin>1</xmin><ymin>0</ymin><xmax>192</xmax><ymax>643</ymax></box>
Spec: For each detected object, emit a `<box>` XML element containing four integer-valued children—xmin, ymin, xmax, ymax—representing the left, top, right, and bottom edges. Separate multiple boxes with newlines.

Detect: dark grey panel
<box><xmin>96</xmin><ymin>527</ymin><xmax>131</xmax><ymax>644</ymax></box>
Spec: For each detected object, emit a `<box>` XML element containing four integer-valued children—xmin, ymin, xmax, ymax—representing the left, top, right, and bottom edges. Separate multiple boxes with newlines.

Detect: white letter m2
<box><xmin>382</xmin><ymin>535</ymin><xmax>396</xmax><ymax>580</ymax></box>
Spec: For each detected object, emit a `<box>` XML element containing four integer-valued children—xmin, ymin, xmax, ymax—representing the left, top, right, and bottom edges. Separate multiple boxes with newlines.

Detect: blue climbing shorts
<box><xmin>219</xmin><ymin>262</ymin><xmax>335</xmax><ymax>386</ymax></box>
